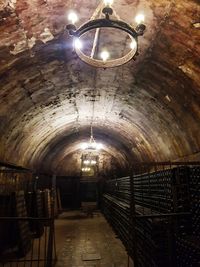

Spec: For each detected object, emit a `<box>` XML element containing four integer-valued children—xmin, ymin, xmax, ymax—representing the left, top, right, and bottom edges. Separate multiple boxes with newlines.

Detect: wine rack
<box><xmin>102</xmin><ymin>164</ymin><xmax>200</xmax><ymax>267</ymax></box>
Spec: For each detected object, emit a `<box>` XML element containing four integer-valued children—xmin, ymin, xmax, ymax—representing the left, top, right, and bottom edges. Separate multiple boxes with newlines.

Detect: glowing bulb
<box><xmin>83</xmin><ymin>160</ymin><xmax>90</xmax><ymax>165</ymax></box>
<box><xmin>96</xmin><ymin>143</ymin><xmax>103</xmax><ymax>150</ymax></box>
<box><xmin>68</xmin><ymin>12</ymin><xmax>78</xmax><ymax>24</ymax></box>
<box><xmin>81</xmin><ymin>143</ymin><xmax>88</xmax><ymax>150</ymax></box>
<box><xmin>130</xmin><ymin>39</ymin><xmax>137</xmax><ymax>50</ymax></box>
<box><xmin>135</xmin><ymin>13</ymin><xmax>145</xmax><ymax>24</ymax></box>
<box><xmin>82</xmin><ymin>167</ymin><xmax>92</xmax><ymax>172</ymax></box>
<box><xmin>104</xmin><ymin>0</ymin><xmax>113</xmax><ymax>6</ymax></box>
<box><xmin>90</xmin><ymin>142</ymin><xmax>97</xmax><ymax>149</ymax></box>
<box><xmin>74</xmin><ymin>38</ymin><xmax>82</xmax><ymax>49</ymax></box>
<box><xmin>91</xmin><ymin>160</ymin><xmax>97</xmax><ymax>165</ymax></box>
<box><xmin>100</xmin><ymin>50</ymin><xmax>109</xmax><ymax>62</ymax></box>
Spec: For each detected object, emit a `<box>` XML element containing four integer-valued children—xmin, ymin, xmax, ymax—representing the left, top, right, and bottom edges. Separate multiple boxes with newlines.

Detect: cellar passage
<box><xmin>0</xmin><ymin>0</ymin><xmax>200</xmax><ymax>266</ymax></box>
<box><xmin>0</xmin><ymin>0</ymin><xmax>200</xmax><ymax>175</ymax></box>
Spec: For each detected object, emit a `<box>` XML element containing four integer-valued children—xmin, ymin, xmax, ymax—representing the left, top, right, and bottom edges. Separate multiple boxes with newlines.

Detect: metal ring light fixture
<box><xmin>66</xmin><ymin>3</ymin><xmax>146</xmax><ymax>68</ymax></box>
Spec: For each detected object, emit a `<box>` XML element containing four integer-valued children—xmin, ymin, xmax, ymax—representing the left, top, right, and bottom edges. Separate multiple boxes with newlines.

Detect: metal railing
<box><xmin>0</xmin><ymin>162</ymin><xmax>57</xmax><ymax>267</ymax></box>
<box><xmin>0</xmin><ymin>217</ymin><xmax>56</xmax><ymax>267</ymax></box>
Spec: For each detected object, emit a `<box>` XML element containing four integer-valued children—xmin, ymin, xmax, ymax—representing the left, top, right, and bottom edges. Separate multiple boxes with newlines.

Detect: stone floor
<box><xmin>55</xmin><ymin>211</ymin><xmax>133</xmax><ymax>267</ymax></box>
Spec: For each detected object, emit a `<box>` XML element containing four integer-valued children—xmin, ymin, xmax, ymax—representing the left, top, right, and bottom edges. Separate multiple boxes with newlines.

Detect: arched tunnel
<box><xmin>0</xmin><ymin>0</ymin><xmax>200</xmax><ymax>266</ymax></box>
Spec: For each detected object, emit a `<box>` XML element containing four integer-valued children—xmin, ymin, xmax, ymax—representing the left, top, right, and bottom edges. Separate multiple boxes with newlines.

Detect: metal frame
<box><xmin>102</xmin><ymin>161</ymin><xmax>200</xmax><ymax>267</ymax></box>
<box><xmin>0</xmin><ymin>217</ymin><xmax>56</xmax><ymax>267</ymax></box>
<box><xmin>66</xmin><ymin>5</ymin><xmax>145</xmax><ymax>68</ymax></box>
<box><xmin>0</xmin><ymin>161</ymin><xmax>31</xmax><ymax>171</ymax></box>
<box><xmin>0</xmin><ymin>161</ymin><xmax>57</xmax><ymax>267</ymax></box>
<box><xmin>130</xmin><ymin>162</ymin><xmax>198</xmax><ymax>267</ymax></box>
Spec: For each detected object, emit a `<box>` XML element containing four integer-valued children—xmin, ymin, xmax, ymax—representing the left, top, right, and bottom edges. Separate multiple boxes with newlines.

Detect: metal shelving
<box><xmin>102</xmin><ymin>163</ymin><xmax>200</xmax><ymax>267</ymax></box>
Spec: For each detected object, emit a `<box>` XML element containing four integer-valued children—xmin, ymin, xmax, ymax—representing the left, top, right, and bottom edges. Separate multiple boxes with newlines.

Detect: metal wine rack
<box><xmin>102</xmin><ymin>163</ymin><xmax>200</xmax><ymax>267</ymax></box>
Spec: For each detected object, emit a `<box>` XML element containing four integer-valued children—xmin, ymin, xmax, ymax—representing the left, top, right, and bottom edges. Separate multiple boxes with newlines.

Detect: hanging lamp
<box><xmin>66</xmin><ymin>0</ymin><xmax>146</xmax><ymax>68</ymax></box>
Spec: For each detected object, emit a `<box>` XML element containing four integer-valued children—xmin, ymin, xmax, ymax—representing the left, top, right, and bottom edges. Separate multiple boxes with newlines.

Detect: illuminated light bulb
<box><xmin>81</xmin><ymin>143</ymin><xmax>88</xmax><ymax>150</ymax></box>
<box><xmin>104</xmin><ymin>0</ymin><xmax>113</xmax><ymax>6</ymax></box>
<box><xmin>68</xmin><ymin>11</ymin><xmax>78</xmax><ymax>24</ymax></box>
<box><xmin>83</xmin><ymin>160</ymin><xmax>90</xmax><ymax>165</ymax></box>
<box><xmin>91</xmin><ymin>160</ymin><xmax>97</xmax><ymax>165</ymax></box>
<box><xmin>74</xmin><ymin>38</ymin><xmax>82</xmax><ymax>50</ymax></box>
<box><xmin>100</xmin><ymin>50</ymin><xmax>109</xmax><ymax>62</ymax></box>
<box><xmin>135</xmin><ymin>13</ymin><xmax>145</xmax><ymax>24</ymax></box>
<box><xmin>130</xmin><ymin>39</ymin><xmax>137</xmax><ymax>50</ymax></box>
<box><xmin>96</xmin><ymin>143</ymin><xmax>103</xmax><ymax>150</ymax></box>
<box><xmin>90</xmin><ymin>142</ymin><xmax>97</xmax><ymax>149</ymax></box>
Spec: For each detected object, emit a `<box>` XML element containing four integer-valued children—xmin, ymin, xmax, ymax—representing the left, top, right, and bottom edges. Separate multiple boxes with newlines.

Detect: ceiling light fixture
<box><xmin>83</xmin><ymin>160</ymin><xmax>90</xmax><ymax>165</ymax></box>
<box><xmin>66</xmin><ymin>0</ymin><xmax>146</xmax><ymax>68</ymax></box>
<box><xmin>74</xmin><ymin>38</ymin><xmax>83</xmax><ymax>49</ymax></box>
<box><xmin>100</xmin><ymin>50</ymin><xmax>110</xmax><ymax>62</ymax></box>
<box><xmin>68</xmin><ymin>11</ymin><xmax>78</xmax><ymax>24</ymax></box>
<box><xmin>82</xmin><ymin>167</ymin><xmax>91</xmax><ymax>172</ymax></box>
<box><xmin>135</xmin><ymin>13</ymin><xmax>145</xmax><ymax>24</ymax></box>
<box><xmin>81</xmin><ymin>126</ymin><xmax>103</xmax><ymax>151</ymax></box>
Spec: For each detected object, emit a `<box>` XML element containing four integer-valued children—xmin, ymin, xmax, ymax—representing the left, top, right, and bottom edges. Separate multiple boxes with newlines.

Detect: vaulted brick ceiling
<box><xmin>0</xmin><ymin>0</ymin><xmax>199</xmax><ymax>175</ymax></box>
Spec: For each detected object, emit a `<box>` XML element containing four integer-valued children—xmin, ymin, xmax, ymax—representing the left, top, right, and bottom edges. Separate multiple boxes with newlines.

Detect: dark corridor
<box><xmin>0</xmin><ymin>161</ymin><xmax>200</xmax><ymax>267</ymax></box>
<box><xmin>0</xmin><ymin>0</ymin><xmax>200</xmax><ymax>265</ymax></box>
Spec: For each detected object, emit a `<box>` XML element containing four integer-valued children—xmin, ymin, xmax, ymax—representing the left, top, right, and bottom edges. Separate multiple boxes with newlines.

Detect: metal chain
<box><xmin>90</xmin><ymin>0</ymin><xmax>104</xmax><ymax>20</ymax></box>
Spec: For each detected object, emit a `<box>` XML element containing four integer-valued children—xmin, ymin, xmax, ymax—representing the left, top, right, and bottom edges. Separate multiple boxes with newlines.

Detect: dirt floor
<box><xmin>55</xmin><ymin>210</ymin><xmax>134</xmax><ymax>267</ymax></box>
